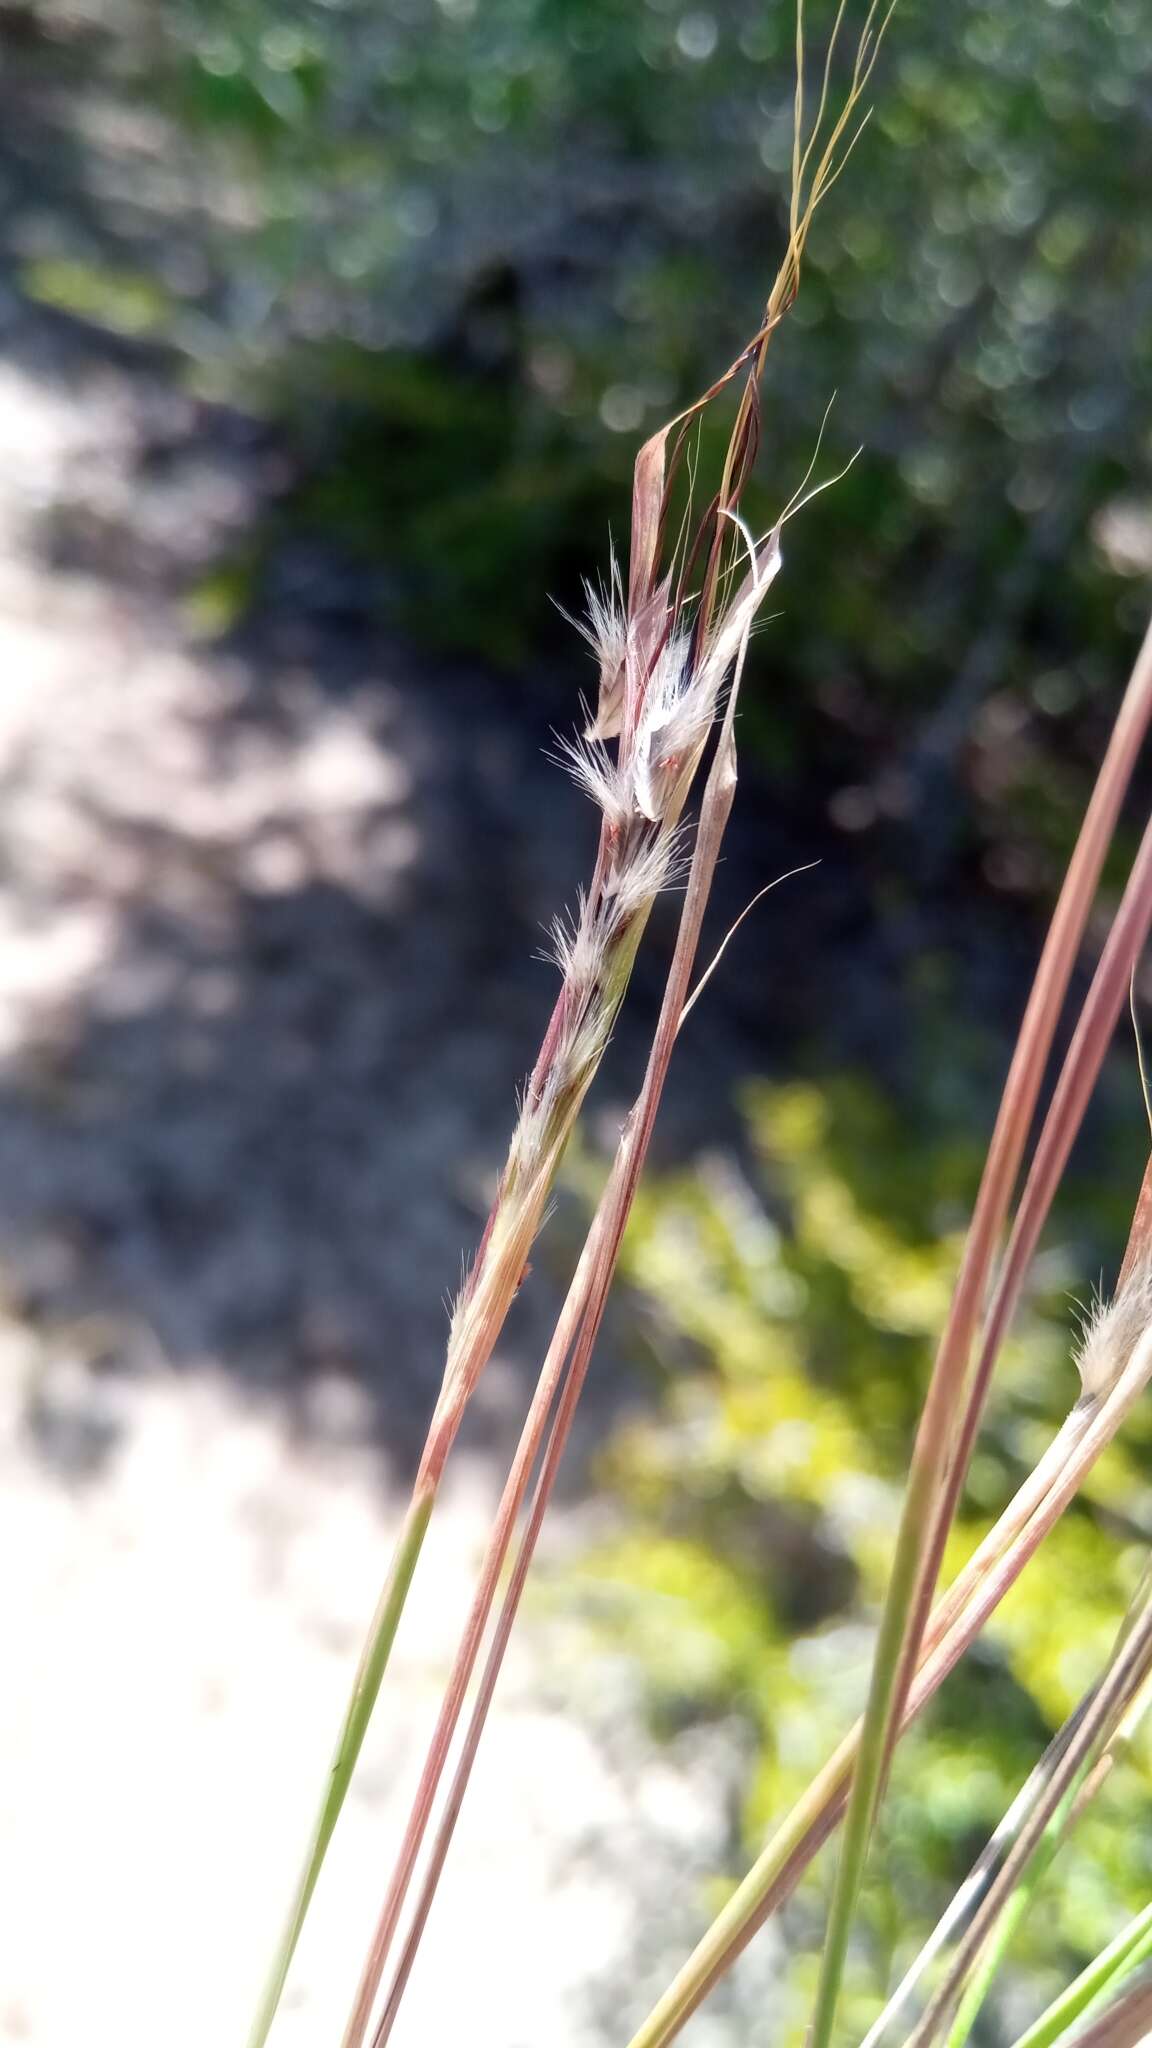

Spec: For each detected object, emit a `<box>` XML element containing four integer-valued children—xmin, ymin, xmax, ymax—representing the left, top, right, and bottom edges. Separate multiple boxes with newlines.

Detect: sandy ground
<box><xmin>1</xmin><ymin>1361</ymin><xmax>756</xmax><ymax>2048</ymax></box>
<box><xmin>0</xmin><ymin>333</ymin><xmax>777</xmax><ymax>2045</ymax></box>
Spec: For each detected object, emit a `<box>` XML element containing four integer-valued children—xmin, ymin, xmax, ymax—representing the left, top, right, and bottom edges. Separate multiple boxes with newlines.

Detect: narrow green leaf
<box><xmin>1010</xmin><ymin>1903</ymin><xmax>1152</xmax><ymax>2048</ymax></box>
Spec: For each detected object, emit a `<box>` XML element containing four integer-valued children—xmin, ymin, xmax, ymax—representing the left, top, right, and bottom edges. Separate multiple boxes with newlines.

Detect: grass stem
<box><xmin>1010</xmin><ymin>1901</ymin><xmax>1152</xmax><ymax>2048</ymax></box>
<box><xmin>244</xmin><ymin>1485</ymin><xmax>435</xmax><ymax>2048</ymax></box>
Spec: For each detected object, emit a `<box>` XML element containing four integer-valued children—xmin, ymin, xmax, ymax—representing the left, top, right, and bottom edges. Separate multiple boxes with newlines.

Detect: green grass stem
<box><xmin>1010</xmin><ymin>1902</ymin><xmax>1152</xmax><ymax>2048</ymax></box>
<box><xmin>245</xmin><ymin>1485</ymin><xmax>435</xmax><ymax>2048</ymax></box>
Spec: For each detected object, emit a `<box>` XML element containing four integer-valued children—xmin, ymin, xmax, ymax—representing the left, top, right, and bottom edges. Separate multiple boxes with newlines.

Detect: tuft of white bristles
<box><xmin>551</xmin><ymin>732</ymin><xmax>631</xmax><ymax>832</ymax></box>
<box><xmin>577</xmin><ymin>559</ymin><xmax>628</xmax><ymax>741</ymax></box>
<box><xmin>541</xmin><ymin>889</ymin><xmax>600</xmax><ymax>987</ymax></box>
<box><xmin>1074</xmin><ymin>1255</ymin><xmax>1152</xmax><ymax>1402</ymax></box>
<box><xmin>447</xmin><ymin>521</ymin><xmax>786</xmax><ymax>1383</ymax></box>
<box><xmin>605</xmin><ymin>825</ymin><xmax>687</xmax><ymax>915</ymax></box>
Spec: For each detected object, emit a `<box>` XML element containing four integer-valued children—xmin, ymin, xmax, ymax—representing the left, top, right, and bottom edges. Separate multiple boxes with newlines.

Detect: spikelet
<box><xmin>439</xmin><ymin>265</ymin><xmax>794</xmax><ymax>1463</ymax></box>
<box><xmin>580</xmin><ymin>560</ymin><xmax>629</xmax><ymax>741</ymax></box>
<box><xmin>631</xmin><ymin>633</ymin><xmax>711</xmax><ymax>824</ymax></box>
<box><xmin>605</xmin><ymin>826</ymin><xmax>688</xmax><ymax>917</ymax></box>
<box><xmin>552</xmin><ymin>732</ymin><xmax>631</xmax><ymax>831</ymax></box>
<box><xmin>540</xmin><ymin>889</ymin><xmax>600</xmax><ymax>987</ymax></box>
<box><xmin>1075</xmin><ymin>1255</ymin><xmax>1152</xmax><ymax>1402</ymax></box>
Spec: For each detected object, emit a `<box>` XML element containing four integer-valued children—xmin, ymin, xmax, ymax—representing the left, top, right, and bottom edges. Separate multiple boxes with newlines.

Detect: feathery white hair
<box><xmin>1075</xmin><ymin>1255</ymin><xmax>1152</xmax><ymax>1402</ymax></box>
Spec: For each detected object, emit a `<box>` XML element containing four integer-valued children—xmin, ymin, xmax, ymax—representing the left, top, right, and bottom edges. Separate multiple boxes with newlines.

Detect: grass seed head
<box><xmin>1075</xmin><ymin>1256</ymin><xmax>1152</xmax><ymax>1403</ymax></box>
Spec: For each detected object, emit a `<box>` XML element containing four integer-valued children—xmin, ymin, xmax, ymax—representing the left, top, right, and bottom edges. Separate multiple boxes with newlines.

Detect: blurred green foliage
<box><xmin>30</xmin><ymin>0</ymin><xmax>1152</xmax><ymax>706</ymax></box>
<box><xmin>180</xmin><ymin>0</ymin><xmax>1147</xmax><ymax>670</ymax></box>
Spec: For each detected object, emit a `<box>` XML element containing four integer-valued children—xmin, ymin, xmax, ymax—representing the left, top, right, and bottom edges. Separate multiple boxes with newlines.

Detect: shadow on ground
<box><xmin>0</xmin><ymin>265</ymin><xmax>809</xmax><ymax>1490</ymax></box>
<box><xmin>0</xmin><ymin>4</ymin><xmax>1051</xmax><ymax>1499</ymax></box>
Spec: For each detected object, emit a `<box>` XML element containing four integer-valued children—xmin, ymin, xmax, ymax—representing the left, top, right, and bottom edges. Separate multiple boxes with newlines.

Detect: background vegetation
<box><xmin>6</xmin><ymin>0</ymin><xmax>1152</xmax><ymax>2034</ymax></box>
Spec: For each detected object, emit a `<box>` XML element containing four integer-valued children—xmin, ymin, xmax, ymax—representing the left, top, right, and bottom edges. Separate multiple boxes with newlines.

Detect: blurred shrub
<box><xmin>18</xmin><ymin>2</ymin><xmax>1149</xmax><ymax>693</ymax></box>
<box><xmin>146</xmin><ymin>0</ymin><xmax>1152</xmax><ymax>689</ymax></box>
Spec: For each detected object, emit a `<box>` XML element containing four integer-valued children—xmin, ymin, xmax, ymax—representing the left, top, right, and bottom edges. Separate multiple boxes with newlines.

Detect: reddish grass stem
<box><xmin>338</xmin><ymin>517</ymin><xmax>768</xmax><ymax>2048</ymax></box>
<box><xmin>626</xmin><ymin>612</ymin><xmax>1152</xmax><ymax>2048</ymax></box>
<box><xmin>806</xmin><ymin>612</ymin><xmax>1152</xmax><ymax>2048</ymax></box>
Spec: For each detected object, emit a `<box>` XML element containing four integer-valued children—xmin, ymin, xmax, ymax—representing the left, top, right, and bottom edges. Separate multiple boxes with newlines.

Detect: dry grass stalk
<box><xmin>348</xmin><ymin>527</ymin><xmax>771</xmax><ymax>2048</ymax></box>
<box><xmin>905</xmin><ymin>1590</ymin><xmax>1152</xmax><ymax>2048</ymax></box>
<box><xmin>324</xmin><ymin>15</ymin><xmax>907</xmax><ymax>2037</ymax></box>
<box><xmin>867</xmin><ymin>1562</ymin><xmax>1152</xmax><ymax>2048</ymax></box>
<box><xmin>625</xmin><ymin>613</ymin><xmax>1152</xmax><ymax>2048</ymax></box>
<box><xmin>247</xmin><ymin>162</ymin><xmax>813</xmax><ymax>2048</ymax></box>
<box><xmin>247</xmin><ymin>9</ymin><xmax>1152</xmax><ymax>2045</ymax></box>
<box><xmin>805</xmin><ymin>623</ymin><xmax>1152</xmax><ymax>2048</ymax></box>
<box><xmin>860</xmin><ymin>1202</ymin><xmax>1152</xmax><ymax>2048</ymax></box>
<box><xmin>336</xmin><ymin>585</ymin><xmax>774</xmax><ymax>2039</ymax></box>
